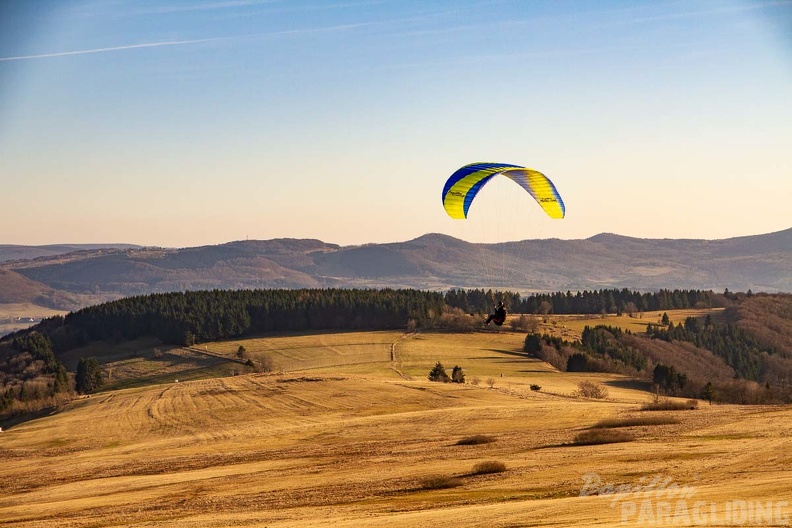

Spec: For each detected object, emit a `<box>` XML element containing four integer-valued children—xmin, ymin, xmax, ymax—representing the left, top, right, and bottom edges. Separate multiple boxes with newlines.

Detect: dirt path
<box><xmin>389</xmin><ymin>332</ymin><xmax>413</xmax><ymax>380</ymax></box>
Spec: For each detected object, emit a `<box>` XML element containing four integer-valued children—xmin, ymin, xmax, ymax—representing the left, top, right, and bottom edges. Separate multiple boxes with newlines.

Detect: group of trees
<box><xmin>525</xmin><ymin>328</ymin><xmax>648</xmax><ymax>378</ymax></box>
<box><xmin>0</xmin><ymin>330</ymin><xmax>103</xmax><ymax>419</ymax></box>
<box><xmin>646</xmin><ymin>317</ymin><xmax>768</xmax><ymax>382</ymax></box>
<box><xmin>445</xmin><ymin>288</ymin><xmax>721</xmax><ymax>315</ymax></box>
<box><xmin>652</xmin><ymin>363</ymin><xmax>688</xmax><ymax>394</ymax></box>
<box><xmin>725</xmin><ymin>295</ymin><xmax>792</xmax><ymax>355</ymax></box>
<box><xmin>580</xmin><ymin>325</ymin><xmax>648</xmax><ymax>373</ymax></box>
<box><xmin>428</xmin><ymin>362</ymin><xmax>465</xmax><ymax>383</ymax></box>
<box><xmin>0</xmin><ymin>332</ymin><xmax>68</xmax><ymax>414</ymax></box>
<box><xmin>75</xmin><ymin>357</ymin><xmax>103</xmax><ymax>394</ymax></box>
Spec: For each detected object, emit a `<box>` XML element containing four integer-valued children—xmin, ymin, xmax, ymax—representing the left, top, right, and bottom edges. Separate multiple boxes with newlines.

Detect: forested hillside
<box><xmin>527</xmin><ymin>293</ymin><xmax>792</xmax><ymax>404</ymax></box>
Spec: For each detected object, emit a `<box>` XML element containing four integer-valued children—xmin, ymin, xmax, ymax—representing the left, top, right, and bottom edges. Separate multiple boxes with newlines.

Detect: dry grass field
<box><xmin>532</xmin><ymin>308</ymin><xmax>726</xmax><ymax>341</ymax></box>
<box><xmin>0</xmin><ymin>303</ymin><xmax>68</xmax><ymax>336</ymax></box>
<box><xmin>1</xmin><ymin>322</ymin><xmax>790</xmax><ymax>527</ymax></box>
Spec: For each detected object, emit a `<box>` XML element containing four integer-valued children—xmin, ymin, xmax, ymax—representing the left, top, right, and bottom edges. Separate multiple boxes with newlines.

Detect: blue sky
<box><xmin>1</xmin><ymin>0</ymin><xmax>790</xmax><ymax>247</ymax></box>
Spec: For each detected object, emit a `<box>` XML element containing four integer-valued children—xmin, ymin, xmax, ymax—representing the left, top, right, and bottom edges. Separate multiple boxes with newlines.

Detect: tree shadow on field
<box><xmin>476</xmin><ymin>349</ymin><xmax>531</xmax><ymax>360</ymax></box>
<box><xmin>103</xmin><ymin>349</ymin><xmax>235</xmax><ymax>390</ymax></box>
<box><xmin>0</xmin><ymin>405</ymin><xmax>62</xmax><ymax>430</ymax></box>
<box><xmin>603</xmin><ymin>379</ymin><xmax>653</xmax><ymax>393</ymax></box>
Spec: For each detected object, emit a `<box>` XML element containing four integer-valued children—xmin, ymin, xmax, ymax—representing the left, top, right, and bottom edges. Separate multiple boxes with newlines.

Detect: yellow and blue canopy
<box><xmin>442</xmin><ymin>162</ymin><xmax>565</xmax><ymax>220</ymax></box>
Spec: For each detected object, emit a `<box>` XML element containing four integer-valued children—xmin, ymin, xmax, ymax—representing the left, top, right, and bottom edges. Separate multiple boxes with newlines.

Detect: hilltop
<box><xmin>1</xmin><ymin>228</ymin><xmax>790</xmax><ymax>311</ymax></box>
<box><xmin>0</xmin><ymin>243</ymin><xmax>140</xmax><ymax>263</ymax></box>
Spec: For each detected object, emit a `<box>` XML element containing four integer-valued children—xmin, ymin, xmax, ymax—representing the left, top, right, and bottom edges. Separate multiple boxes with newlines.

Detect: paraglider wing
<box><xmin>442</xmin><ymin>162</ymin><xmax>565</xmax><ymax>219</ymax></box>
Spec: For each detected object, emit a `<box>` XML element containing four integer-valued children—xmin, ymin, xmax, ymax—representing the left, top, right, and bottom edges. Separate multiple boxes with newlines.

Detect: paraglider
<box><xmin>441</xmin><ymin>162</ymin><xmax>565</xmax><ymax>330</ymax></box>
<box><xmin>441</xmin><ymin>162</ymin><xmax>565</xmax><ymax>220</ymax></box>
<box><xmin>484</xmin><ymin>301</ymin><xmax>507</xmax><ymax>326</ymax></box>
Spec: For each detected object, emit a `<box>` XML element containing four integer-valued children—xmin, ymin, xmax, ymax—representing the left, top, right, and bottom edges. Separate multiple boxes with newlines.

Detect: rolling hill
<box><xmin>0</xmin><ymin>269</ymin><xmax>85</xmax><ymax>311</ymax></box>
<box><xmin>1</xmin><ymin>228</ymin><xmax>790</xmax><ymax>310</ymax></box>
<box><xmin>2</xmin><ymin>329</ymin><xmax>791</xmax><ymax>527</ymax></box>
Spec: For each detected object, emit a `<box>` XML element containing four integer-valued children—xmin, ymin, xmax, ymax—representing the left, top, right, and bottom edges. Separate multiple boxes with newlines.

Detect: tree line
<box><xmin>444</xmin><ymin>288</ymin><xmax>720</xmax><ymax>315</ymax></box>
<box><xmin>57</xmin><ymin>288</ymin><xmax>446</xmax><ymax>347</ymax></box>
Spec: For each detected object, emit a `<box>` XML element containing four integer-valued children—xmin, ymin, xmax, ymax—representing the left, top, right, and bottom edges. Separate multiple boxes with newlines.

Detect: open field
<box><xmin>531</xmin><ymin>308</ymin><xmax>726</xmax><ymax>341</ymax></box>
<box><xmin>204</xmin><ymin>330</ymin><xmax>403</xmax><ymax>374</ymax></box>
<box><xmin>0</xmin><ymin>303</ymin><xmax>68</xmax><ymax>337</ymax></box>
<box><xmin>2</xmin><ymin>323</ymin><xmax>790</xmax><ymax>527</ymax></box>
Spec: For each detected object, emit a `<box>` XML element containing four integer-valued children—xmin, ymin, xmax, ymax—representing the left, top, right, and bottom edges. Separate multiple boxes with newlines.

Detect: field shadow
<box><xmin>477</xmin><ymin>349</ymin><xmax>532</xmax><ymax>359</ymax></box>
<box><xmin>102</xmin><ymin>351</ymin><xmax>237</xmax><ymax>391</ymax></box>
<box><xmin>0</xmin><ymin>405</ymin><xmax>62</xmax><ymax>430</ymax></box>
<box><xmin>603</xmin><ymin>379</ymin><xmax>652</xmax><ymax>393</ymax></box>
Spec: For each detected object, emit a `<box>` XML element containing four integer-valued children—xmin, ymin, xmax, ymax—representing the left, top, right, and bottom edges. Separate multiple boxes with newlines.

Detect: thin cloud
<box><xmin>0</xmin><ymin>37</ymin><xmax>231</xmax><ymax>62</ymax></box>
<box><xmin>136</xmin><ymin>0</ymin><xmax>280</xmax><ymax>16</ymax></box>
<box><xmin>0</xmin><ymin>20</ymin><xmax>372</xmax><ymax>63</ymax></box>
<box><xmin>616</xmin><ymin>0</ymin><xmax>792</xmax><ymax>26</ymax></box>
<box><xmin>134</xmin><ymin>0</ymin><xmax>387</xmax><ymax>16</ymax></box>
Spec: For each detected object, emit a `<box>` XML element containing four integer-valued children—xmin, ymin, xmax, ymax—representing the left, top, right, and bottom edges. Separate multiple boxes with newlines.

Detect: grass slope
<box><xmin>2</xmin><ymin>329</ymin><xmax>789</xmax><ymax>527</ymax></box>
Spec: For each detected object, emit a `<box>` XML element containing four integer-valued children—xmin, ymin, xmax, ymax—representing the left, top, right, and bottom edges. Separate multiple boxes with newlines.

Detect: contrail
<box><xmin>0</xmin><ymin>37</ymin><xmax>229</xmax><ymax>62</ymax></box>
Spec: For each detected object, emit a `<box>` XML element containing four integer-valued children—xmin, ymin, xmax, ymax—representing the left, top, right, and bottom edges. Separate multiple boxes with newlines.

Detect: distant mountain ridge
<box><xmin>1</xmin><ymin>229</ymin><xmax>789</xmax><ymax>310</ymax></box>
<box><xmin>0</xmin><ymin>244</ymin><xmax>141</xmax><ymax>263</ymax></box>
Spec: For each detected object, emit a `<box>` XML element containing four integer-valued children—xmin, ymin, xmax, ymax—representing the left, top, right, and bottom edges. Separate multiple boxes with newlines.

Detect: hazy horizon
<box><xmin>2</xmin><ymin>1</ymin><xmax>790</xmax><ymax>247</ymax></box>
